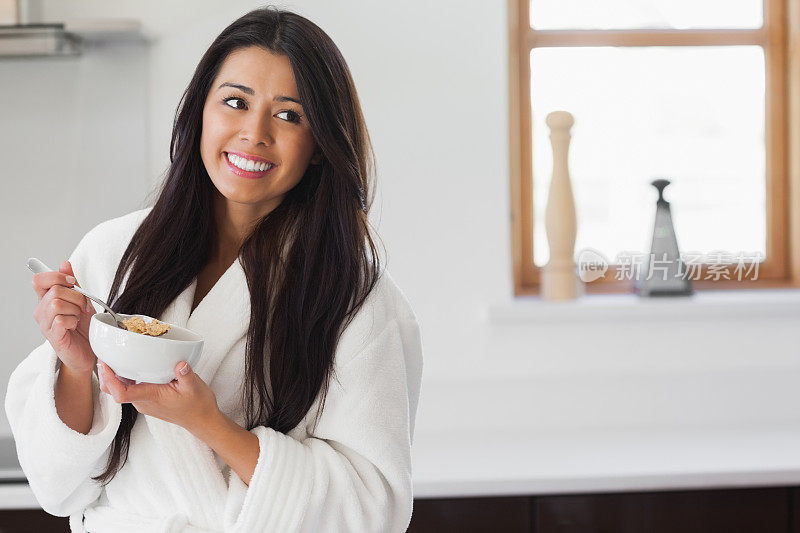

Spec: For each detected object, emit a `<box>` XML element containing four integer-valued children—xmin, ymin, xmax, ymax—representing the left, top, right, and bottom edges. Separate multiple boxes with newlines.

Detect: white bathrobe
<box><xmin>5</xmin><ymin>208</ymin><xmax>423</xmax><ymax>532</ymax></box>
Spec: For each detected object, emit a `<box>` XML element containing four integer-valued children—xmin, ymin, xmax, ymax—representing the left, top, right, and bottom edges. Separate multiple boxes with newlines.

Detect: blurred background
<box><xmin>2</xmin><ymin>1</ymin><xmax>800</xmax><ymax>532</ymax></box>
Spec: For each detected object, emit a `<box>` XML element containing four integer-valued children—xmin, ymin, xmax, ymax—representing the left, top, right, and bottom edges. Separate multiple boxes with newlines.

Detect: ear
<box><xmin>310</xmin><ymin>149</ymin><xmax>323</xmax><ymax>165</ymax></box>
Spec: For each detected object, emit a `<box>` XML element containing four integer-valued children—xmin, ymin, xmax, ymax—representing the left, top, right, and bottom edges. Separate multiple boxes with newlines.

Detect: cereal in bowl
<box><xmin>122</xmin><ymin>316</ymin><xmax>171</xmax><ymax>337</ymax></box>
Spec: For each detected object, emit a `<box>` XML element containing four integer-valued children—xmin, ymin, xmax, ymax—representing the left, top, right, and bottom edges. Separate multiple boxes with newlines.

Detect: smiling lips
<box><xmin>224</xmin><ymin>152</ymin><xmax>277</xmax><ymax>178</ymax></box>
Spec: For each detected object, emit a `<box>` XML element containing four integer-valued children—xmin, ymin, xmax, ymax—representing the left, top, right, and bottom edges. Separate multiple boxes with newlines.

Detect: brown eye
<box><xmin>223</xmin><ymin>97</ymin><xmax>246</xmax><ymax>110</ymax></box>
<box><xmin>276</xmin><ymin>110</ymin><xmax>302</xmax><ymax>124</ymax></box>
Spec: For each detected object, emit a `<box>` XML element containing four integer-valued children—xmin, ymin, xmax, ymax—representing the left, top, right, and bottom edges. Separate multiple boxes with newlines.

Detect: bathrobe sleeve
<box><xmin>225</xmin><ymin>314</ymin><xmax>424</xmax><ymax>533</ymax></box>
<box><xmin>4</xmin><ymin>228</ymin><xmax>124</xmax><ymax>517</ymax></box>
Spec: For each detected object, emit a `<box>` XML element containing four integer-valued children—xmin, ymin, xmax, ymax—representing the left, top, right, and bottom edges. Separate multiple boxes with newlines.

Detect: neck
<box><xmin>211</xmin><ymin>191</ymin><xmax>284</xmax><ymax>264</ymax></box>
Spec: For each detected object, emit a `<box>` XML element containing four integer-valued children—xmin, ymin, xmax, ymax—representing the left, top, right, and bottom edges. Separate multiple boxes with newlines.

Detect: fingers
<box><xmin>59</xmin><ymin>260</ymin><xmax>75</xmax><ymax>277</ymax></box>
<box><xmin>47</xmin><ymin>314</ymin><xmax>79</xmax><ymax>345</ymax></box>
<box><xmin>36</xmin><ymin>285</ymin><xmax>88</xmax><ymax>318</ymax></box>
<box><xmin>97</xmin><ymin>361</ymin><xmax>144</xmax><ymax>403</ymax></box>
<box><xmin>175</xmin><ymin>361</ymin><xmax>191</xmax><ymax>379</ymax></box>
<box><xmin>97</xmin><ymin>361</ymin><xmax>126</xmax><ymax>401</ymax></box>
<box><xmin>97</xmin><ymin>363</ymin><xmax>110</xmax><ymax>395</ymax></box>
<box><xmin>117</xmin><ymin>375</ymin><xmax>136</xmax><ymax>386</ymax></box>
<box><xmin>58</xmin><ymin>260</ymin><xmax>82</xmax><ymax>286</ymax></box>
<box><xmin>35</xmin><ymin>288</ymin><xmax>87</xmax><ymax>336</ymax></box>
<box><xmin>32</xmin><ymin>269</ymin><xmax>79</xmax><ymax>300</ymax></box>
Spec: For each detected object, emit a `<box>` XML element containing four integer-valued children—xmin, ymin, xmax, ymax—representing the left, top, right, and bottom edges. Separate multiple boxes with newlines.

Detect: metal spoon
<box><xmin>27</xmin><ymin>257</ymin><xmax>128</xmax><ymax>330</ymax></box>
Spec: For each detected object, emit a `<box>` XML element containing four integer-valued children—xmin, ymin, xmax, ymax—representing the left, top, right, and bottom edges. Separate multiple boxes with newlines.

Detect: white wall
<box><xmin>0</xmin><ymin>32</ymin><xmax>151</xmax><ymax>435</ymax></box>
<box><xmin>3</xmin><ymin>1</ymin><xmax>799</xmax><ymax>439</ymax></box>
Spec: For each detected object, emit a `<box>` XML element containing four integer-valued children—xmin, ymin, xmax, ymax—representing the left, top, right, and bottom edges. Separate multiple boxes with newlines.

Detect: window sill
<box><xmin>487</xmin><ymin>288</ymin><xmax>800</xmax><ymax>324</ymax></box>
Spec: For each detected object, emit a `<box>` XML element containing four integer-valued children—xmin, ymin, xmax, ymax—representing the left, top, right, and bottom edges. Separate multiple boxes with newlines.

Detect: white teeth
<box><xmin>227</xmin><ymin>153</ymin><xmax>273</xmax><ymax>172</ymax></box>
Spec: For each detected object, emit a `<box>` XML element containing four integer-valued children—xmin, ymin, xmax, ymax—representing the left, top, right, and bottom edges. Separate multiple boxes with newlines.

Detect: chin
<box><xmin>210</xmin><ymin>184</ymin><xmax>255</xmax><ymax>202</ymax></box>
<box><xmin>225</xmin><ymin>193</ymin><xmax>267</xmax><ymax>205</ymax></box>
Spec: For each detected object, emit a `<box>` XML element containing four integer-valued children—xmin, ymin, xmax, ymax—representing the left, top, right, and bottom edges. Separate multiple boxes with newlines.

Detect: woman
<box><xmin>5</xmin><ymin>7</ymin><xmax>423</xmax><ymax>532</ymax></box>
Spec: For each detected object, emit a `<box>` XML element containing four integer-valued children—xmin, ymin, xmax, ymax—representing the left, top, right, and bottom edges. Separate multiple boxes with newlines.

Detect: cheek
<box><xmin>280</xmin><ymin>141</ymin><xmax>315</xmax><ymax>186</ymax></box>
<box><xmin>201</xmin><ymin>108</ymin><xmax>228</xmax><ymax>155</ymax></box>
<box><xmin>284</xmin><ymin>130</ymin><xmax>317</xmax><ymax>163</ymax></box>
<box><xmin>200</xmin><ymin>111</ymin><xmax>216</xmax><ymax>160</ymax></box>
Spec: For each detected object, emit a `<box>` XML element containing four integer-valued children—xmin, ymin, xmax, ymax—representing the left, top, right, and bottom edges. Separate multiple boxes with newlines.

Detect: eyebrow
<box><xmin>217</xmin><ymin>82</ymin><xmax>302</xmax><ymax>105</ymax></box>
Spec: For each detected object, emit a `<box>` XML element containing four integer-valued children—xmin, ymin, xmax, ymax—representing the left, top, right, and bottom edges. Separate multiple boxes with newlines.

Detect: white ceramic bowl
<box><xmin>89</xmin><ymin>313</ymin><xmax>204</xmax><ymax>384</ymax></box>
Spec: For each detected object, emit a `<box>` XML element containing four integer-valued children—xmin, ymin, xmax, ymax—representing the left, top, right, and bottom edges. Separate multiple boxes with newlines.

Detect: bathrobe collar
<box><xmin>141</xmin><ymin>257</ymin><xmax>251</xmax><ymax>527</ymax></box>
<box><xmin>161</xmin><ymin>256</ymin><xmax>250</xmax><ymax>383</ymax></box>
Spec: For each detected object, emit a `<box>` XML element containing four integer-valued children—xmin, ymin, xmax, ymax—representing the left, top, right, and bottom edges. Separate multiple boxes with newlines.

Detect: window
<box><xmin>508</xmin><ymin>0</ymin><xmax>800</xmax><ymax>295</ymax></box>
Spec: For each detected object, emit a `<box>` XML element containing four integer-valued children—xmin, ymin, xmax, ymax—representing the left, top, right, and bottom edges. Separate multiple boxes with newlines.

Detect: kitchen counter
<box><xmin>4</xmin><ymin>425</ymin><xmax>800</xmax><ymax>509</ymax></box>
<box><xmin>0</xmin><ymin>437</ymin><xmax>23</xmax><ymax>483</ymax></box>
<box><xmin>411</xmin><ymin>425</ymin><xmax>800</xmax><ymax>499</ymax></box>
<box><xmin>0</xmin><ymin>435</ymin><xmax>35</xmax><ymax>510</ymax></box>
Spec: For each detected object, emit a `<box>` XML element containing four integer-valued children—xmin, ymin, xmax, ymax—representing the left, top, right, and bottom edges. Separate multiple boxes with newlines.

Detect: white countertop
<box><xmin>5</xmin><ymin>425</ymin><xmax>800</xmax><ymax>510</ymax></box>
<box><xmin>0</xmin><ymin>484</ymin><xmax>38</xmax><ymax>510</ymax></box>
<box><xmin>411</xmin><ymin>425</ymin><xmax>800</xmax><ymax>498</ymax></box>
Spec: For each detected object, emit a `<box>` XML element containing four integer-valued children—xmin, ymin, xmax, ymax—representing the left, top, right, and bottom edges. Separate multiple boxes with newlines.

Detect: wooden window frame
<box><xmin>509</xmin><ymin>0</ymin><xmax>800</xmax><ymax>295</ymax></box>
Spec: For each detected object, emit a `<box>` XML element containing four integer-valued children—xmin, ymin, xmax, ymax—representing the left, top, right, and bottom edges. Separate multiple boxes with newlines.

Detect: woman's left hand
<box><xmin>97</xmin><ymin>360</ymin><xmax>218</xmax><ymax>433</ymax></box>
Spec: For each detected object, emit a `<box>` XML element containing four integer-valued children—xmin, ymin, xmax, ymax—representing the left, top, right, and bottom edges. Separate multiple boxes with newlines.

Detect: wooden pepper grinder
<box><xmin>542</xmin><ymin>111</ymin><xmax>582</xmax><ymax>301</ymax></box>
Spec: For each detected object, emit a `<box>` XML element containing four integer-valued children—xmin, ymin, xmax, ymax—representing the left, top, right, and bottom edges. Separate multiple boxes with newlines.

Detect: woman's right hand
<box><xmin>32</xmin><ymin>260</ymin><xmax>97</xmax><ymax>375</ymax></box>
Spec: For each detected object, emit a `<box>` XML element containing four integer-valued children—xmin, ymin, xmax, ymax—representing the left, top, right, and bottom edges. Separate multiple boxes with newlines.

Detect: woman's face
<box><xmin>200</xmin><ymin>46</ymin><xmax>320</xmax><ymax>213</ymax></box>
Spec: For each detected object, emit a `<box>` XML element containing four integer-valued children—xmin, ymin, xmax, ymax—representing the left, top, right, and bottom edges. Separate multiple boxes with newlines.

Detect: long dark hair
<box><xmin>92</xmin><ymin>6</ymin><xmax>382</xmax><ymax>484</ymax></box>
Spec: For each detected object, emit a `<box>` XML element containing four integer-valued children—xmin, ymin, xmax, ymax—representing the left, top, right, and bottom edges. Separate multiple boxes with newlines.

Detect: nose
<box><xmin>238</xmin><ymin>112</ymin><xmax>274</xmax><ymax>147</ymax></box>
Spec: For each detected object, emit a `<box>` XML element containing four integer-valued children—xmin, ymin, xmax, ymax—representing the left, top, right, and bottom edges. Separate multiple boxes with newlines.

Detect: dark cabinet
<box><xmin>534</xmin><ymin>488</ymin><xmax>789</xmax><ymax>533</ymax></box>
<box><xmin>409</xmin><ymin>487</ymin><xmax>796</xmax><ymax>533</ymax></box>
<box><xmin>2</xmin><ymin>487</ymin><xmax>797</xmax><ymax>532</ymax></box>
<box><xmin>408</xmin><ymin>496</ymin><xmax>531</xmax><ymax>532</ymax></box>
<box><xmin>0</xmin><ymin>510</ymin><xmax>69</xmax><ymax>533</ymax></box>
